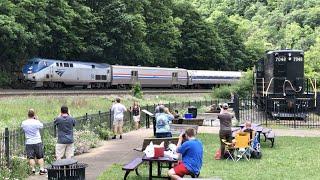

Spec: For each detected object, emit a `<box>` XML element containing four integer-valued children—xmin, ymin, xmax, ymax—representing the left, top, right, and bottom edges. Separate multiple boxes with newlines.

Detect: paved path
<box><xmin>28</xmin><ymin>128</ymin><xmax>153</xmax><ymax>180</ymax></box>
<box><xmin>28</xmin><ymin>126</ymin><xmax>320</xmax><ymax>180</ymax></box>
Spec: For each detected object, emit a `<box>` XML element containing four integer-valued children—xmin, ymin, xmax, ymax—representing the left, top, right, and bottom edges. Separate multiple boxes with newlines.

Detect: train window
<box><xmin>34</xmin><ymin>62</ymin><xmax>39</xmax><ymax>64</ymax></box>
<box><xmin>70</xmin><ymin>63</ymin><xmax>73</xmax><ymax>67</ymax></box>
<box><xmin>60</xmin><ymin>63</ymin><xmax>63</xmax><ymax>67</ymax></box>
<box><xmin>102</xmin><ymin>75</ymin><xmax>107</xmax><ymax>80</ymax></box>
<box><xmin>56</xmin><ymin>63</ymin><xmax>59</xmax><ymax>67</ymax></box>
<box><xmin>64</xmin><ymin>63</ymin><xmax>69</xmax><ymax>67</ymax></box>
<box><xmin>107</xmin><ymin>70</ymin><xmax>110</xmax><ymax>74</ymax></box>
<box><xmin>172</xmin><ymin>72</ymin><xmax>178</xmax><ymax>77</ymax></box>
<box><xmin>131</xmin><ymin>71</ymin><xmax>138</xmax><ymax>76</ymax></box>
<box><xmin>96</xmin><ymin>75</ymin><xmax>101</xmax><ymax>80</ymax></box>
<box><xmin>92</xmin><ymin>65</ymin><xmax>95</xmax><ymax>69</ymax></box>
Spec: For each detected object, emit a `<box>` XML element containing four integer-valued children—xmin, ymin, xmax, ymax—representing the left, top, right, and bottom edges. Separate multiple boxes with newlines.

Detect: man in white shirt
<box><xmin>21</xmin><ymin>109</ymin><xmax>47</xmax><ymax>175</ymax></box>
<box><xmin>111</xmin><ymin>98</ymin><xmax>127</xmax><ymax>139</ymax></box>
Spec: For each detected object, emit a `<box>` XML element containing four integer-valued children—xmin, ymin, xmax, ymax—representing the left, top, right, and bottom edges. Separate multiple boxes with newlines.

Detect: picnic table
<box><xmin>172</xmin><ymin>118</ymin><xmax>204</xmax><ymax>126</ymax></box>
<box><xmin>142</xmin><ymin>156</ymin><xmax>178</xmax><ymax>180</ymax></box>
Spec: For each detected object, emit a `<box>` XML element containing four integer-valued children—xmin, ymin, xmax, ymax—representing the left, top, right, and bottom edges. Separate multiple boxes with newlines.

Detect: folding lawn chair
<box><xmin>234</xmin><ymin>132</ymin><xmax>251</xmax><ymax>162</ymax></box>
<box><xmin>221</xmin><ymin>139</ymin><xmax>235</xmax><ymax>161</ymax></box>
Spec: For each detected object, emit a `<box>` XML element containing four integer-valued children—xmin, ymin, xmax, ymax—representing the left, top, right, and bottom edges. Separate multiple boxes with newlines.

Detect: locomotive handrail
<box><xmin>308</xmin><ymin>78</ymin><xmax>317</xmax><ymax>107</ymax></box>
<box><xmin>265</xmin><ymin>77</ymin><xmax>275</xmax><ymax>96</ymax></box>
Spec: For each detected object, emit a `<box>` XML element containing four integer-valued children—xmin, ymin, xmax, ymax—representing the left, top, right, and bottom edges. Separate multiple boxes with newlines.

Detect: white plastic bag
<box><xmin>144</xmin><ymin>141</ymin><xmax>154</xmax><ymax>158</ymax></box>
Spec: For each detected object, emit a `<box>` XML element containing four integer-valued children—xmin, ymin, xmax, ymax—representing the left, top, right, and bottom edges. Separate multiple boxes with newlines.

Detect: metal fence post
<box><xmin>109</xmin><ymin>109</ymin><xmax>112</xmax><ymax>130</ymax></box>
<box><xmin>234</xmin><ymin>94</ymin><xmax>240</xmax><ymax>122</ymax></box>
<box><xmin>5</xmin><ymin>128</ymin><xmax>10</xmax><ymax>168</ymax></box>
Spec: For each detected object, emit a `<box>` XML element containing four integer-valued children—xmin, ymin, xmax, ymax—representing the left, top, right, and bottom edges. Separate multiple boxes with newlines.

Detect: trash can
<box><xmin>188</xmin><ymin>106</ymin><xmax>197</xmax><ymax>118</ymax></box>
<box><xmin>47</xmin><ymin>159</ymin><xmax>88</xmax><ymax>180</ymax></box>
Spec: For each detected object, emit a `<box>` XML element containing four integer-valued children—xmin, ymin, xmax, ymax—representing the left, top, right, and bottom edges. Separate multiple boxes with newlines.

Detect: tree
<box><xmin>173</xmin><ymin>1</ymin><xmax>226</xmax><ymax>70</ymax></box>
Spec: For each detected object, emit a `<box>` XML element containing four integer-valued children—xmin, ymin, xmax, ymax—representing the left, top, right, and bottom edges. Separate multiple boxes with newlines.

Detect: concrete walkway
<box><xmin>28</xmin><ymin>126</ymin><xmax>320</xmax><ymax>180</ymax></box>
<box><xmin>28</xmin><ymin>128</ymin><xmax>153</xmax><ymax>180</ymax></box>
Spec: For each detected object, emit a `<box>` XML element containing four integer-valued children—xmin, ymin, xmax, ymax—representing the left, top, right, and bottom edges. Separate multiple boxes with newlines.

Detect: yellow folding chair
<box><xmin>234</xmin><ymin>132</ymin><xmax>251</xmax><ymax>162</ymax></box>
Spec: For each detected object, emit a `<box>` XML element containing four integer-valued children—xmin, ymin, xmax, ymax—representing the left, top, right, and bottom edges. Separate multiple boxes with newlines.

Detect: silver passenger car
<box><xmin>111</xmin><ymin>65</ymin><xmax>188</xmax><ymax>88</ymax></box>
<box><xmin>188</xmin><ymin>70</ymin><xmax>242</xmax><ymax>88</ymax></box>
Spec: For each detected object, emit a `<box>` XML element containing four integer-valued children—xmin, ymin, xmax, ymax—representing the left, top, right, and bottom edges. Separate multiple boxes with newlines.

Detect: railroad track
<box><xmin>0</xmin><ymin>89</ymin><xmax>211</xmax><ymax>97</ymax></box>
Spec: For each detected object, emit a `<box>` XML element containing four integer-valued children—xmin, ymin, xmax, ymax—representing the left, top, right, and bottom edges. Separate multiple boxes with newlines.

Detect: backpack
<box><xmin>251</xmin><ymin>133</ymin><xmax>262</xmax><ymax>159</ymax></box>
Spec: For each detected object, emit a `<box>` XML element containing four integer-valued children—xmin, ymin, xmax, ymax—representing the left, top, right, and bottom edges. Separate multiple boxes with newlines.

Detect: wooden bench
<box><xmin>170</xmin><ymin>124</ymin><xmax>199</xmax><ymax>136</ymax></box>
<box><xmin>122</xmin><ymin>157</ymin><xmax>143</xmax><ymax>180</ymax></box>
<box><xmin>262</xmin><ymin>128</ymin><xmax>275</xmax><ymax>148</ymax></box>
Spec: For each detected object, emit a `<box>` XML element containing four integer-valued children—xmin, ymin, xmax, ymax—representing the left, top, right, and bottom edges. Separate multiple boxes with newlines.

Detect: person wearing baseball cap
<box><xmin>217</xmin><ymin>103</ymin><xmax>234</xmax><ymax>159</ymax></box>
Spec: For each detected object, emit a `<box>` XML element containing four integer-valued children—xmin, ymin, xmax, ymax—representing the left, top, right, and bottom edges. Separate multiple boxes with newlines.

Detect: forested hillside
<box><xmin>0</xmin><ymin>0</ymin><xmax>319</xmax><ymax>86</ymax></box>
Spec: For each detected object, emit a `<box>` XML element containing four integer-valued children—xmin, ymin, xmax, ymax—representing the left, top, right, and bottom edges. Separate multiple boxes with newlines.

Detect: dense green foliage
<box><xmin>0</xmin><ymin>0</ymin><xmax>319</xmax><ymax>86</ymax></box>
<box><xmin>212</xmin><ymin>69</ymin><xmax>253</xmax><ymax>98</ymax></box>
<box><xmin>98</xmin><ymin>134</ymin><xmax>320</xmax><ymax>179</ymax></box>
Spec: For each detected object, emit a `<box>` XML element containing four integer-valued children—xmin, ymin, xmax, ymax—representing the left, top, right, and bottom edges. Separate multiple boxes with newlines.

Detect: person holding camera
<box><xmin>54</xmin><ymin>106</ymin><xmax>76</xmax><ymax>160</ymax></box>
<box><xmin>111</xmin><ymin>97</ymin><xmax>127</xmax><ymax>139</ymax></box>
<box><xmin>21</xmin><ymin>109</ymin><xmax>47</xmax><ymax>175</ymax></box>
<box><xmin>217</xmin><ymin>103</ymin><xmax>233</xmax><ymax>159</ymax></box>
<box><xmin>168</xmin><ymin>128</ymin><xmax>203</xmax><ymax>179</ymax></box>
<box><xmin>155</xmin><ymin>105</ymin><xmax>174</xmax><ymax>138</ymax></box>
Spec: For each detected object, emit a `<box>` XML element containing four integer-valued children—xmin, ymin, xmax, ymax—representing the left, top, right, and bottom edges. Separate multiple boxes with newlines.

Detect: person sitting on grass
<box><xmin>168</xmin><ymin>128</ymin><xmax>203</xmax><ymax>180</ymax></box>
<box><xmin>155</xmin><ymin>105</ymin><xmax>174</xmax><ymax>138</ymax></box>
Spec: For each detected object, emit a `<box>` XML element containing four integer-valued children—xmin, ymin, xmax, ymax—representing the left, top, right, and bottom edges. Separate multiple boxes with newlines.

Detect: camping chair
<box><xmin>234</xmin><ymin>132</ymin><xmax>251</xmax><ymax>162</ymax></box>
<box><xmin>221</xmin><ymin>139</ymin><xmax>235</xmax><ymax>161</ymax></box>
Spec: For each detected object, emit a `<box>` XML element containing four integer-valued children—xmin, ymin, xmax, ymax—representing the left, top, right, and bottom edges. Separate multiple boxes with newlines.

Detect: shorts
<box><xmin>26</xmin><ymin>143</ymin><xmax>44</xmax><ymax>159</ymax></box>
<box><xmin>173</xmin><ymin>162</ymin><xmax>190</xmax><ymax>177</ymax></box>
<box><xmin>133</xmin><ymin>116</ymin><xmax>140</xmax><ymax>122</ymax></box>
<box><xmin>113</xmin><ymin>119</ymin><xmax>124</xmax><ymax>126</ymax></box>
<box><xmin>55</xmin><ymin>143</ymin><xmax>74</xmax><ymax>159</ymax></box>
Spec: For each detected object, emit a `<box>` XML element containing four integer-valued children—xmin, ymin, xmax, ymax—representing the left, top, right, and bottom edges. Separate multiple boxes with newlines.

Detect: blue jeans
<box><xmin>156</xmin><ymin>132</ymin><xmax>172</xmax><ymax>138</ymax></box>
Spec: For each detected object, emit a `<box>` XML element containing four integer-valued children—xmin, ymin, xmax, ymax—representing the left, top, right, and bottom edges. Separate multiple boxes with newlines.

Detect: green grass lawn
<box><xmin>98</xmin><ymin>134</ymin><xmax>320</xmax><ymax>180</ymax></box>
<box><xmin>0</xmin><ymin>94</ymin><xmax>209</xmax><ymax>129</ymax></box>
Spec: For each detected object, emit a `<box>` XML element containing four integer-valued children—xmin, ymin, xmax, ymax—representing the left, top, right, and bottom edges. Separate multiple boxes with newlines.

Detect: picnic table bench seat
<box><xmin>122</xmin><ymin>157</ymin><xmax>143</xmax><ymax>180</ymax></box>
<box><xmin>262</xmin><ymin>128</ymin><xmax>275</xmax><ymax>148</ymax></box>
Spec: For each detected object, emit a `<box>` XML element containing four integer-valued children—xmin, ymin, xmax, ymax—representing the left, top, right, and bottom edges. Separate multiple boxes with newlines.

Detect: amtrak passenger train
<box><xmin>22</xmin><ymin>58</ymin><xmax>242</xmax><ymax>89</ymax></box>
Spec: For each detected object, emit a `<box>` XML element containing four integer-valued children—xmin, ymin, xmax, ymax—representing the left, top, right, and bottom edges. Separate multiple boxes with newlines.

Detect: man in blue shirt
<box><xmin>155</xmin><ymin>105</ymin><xmax>174</xmax><ymax>138</ymax></box>
<box><xmin>168</xmin><ymin>128</ymin><xmax>203</xmax><ymax>179</ymax></box>
<box><xmin>54</xmin><ymin>106</ymin><xmax>76</xmax><ymax>159</ymax></box>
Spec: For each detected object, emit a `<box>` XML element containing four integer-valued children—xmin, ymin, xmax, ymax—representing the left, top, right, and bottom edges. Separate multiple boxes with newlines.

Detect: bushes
<box><xmin>131</xmin><ymin>83</ymin><xmax>143</xmax><ymax>99</ymax></box>
<box><xmin>0</xmin><ymin>72</ymin><xmax>11</xmax><ymax>87</ymax></box>
<box><xmin>0</xmin><ymin>157</ymin><xmax>29</xmax><ymax>179</ymax></box>
<box><xmin>96</xmin><ymin>123</ymin><xmax>113</xmax><ymax>140</ymax></box>
<box><xmin>74</xmin><ymin>128</ymin><xmax>101</xmax><ymax>155</ymax></box>
<box><xmin>212</xmin><ymin>69</ymin><xmax>253</xmax><ymax>99</ymax></box>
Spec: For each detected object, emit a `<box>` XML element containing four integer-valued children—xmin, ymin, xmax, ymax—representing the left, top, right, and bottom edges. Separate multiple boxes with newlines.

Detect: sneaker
<box><xmin>120</xmin><ymin>135</ymin><xmax>122</xmax><ymax>139</ymax></box>
<box><xmin>112</xmin><ymin>135</ymin><xmax>116</xmax><ymax>139</ymax></box>
<box><xmin>39</xmin><ymin>169</ymin><xmax>47</xmax><ymax>175</ymax></box>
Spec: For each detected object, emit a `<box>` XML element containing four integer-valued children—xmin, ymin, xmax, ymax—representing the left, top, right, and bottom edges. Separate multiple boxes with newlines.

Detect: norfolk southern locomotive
<box><xmin>22</xmin><ymin>58</ymin><xmax>242</xmax><ymax>89</ymax></box>
<box><xmin>253</xmin><ymin>49</ymin><xmax>317</xmax><ymax>119</ymax></box>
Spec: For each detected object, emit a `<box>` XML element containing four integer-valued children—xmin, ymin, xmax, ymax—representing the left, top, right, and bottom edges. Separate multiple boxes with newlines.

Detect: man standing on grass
<box><xmin>217</xmin><ymin>103</ymin><xmax>233</xmax><ymax>159</ymax></box>
<box><xmin>21</xmin><ymin>109</ymin><xmax>47</xmax><ymax>175</ymax></box>
<box><xmin>111</xmin><ymin>97</ymin><xmax>127</xmax><ymax>139</ymax></box>
<box><xmin>168</xmin><ymin>128</ymin><xmax>203</xmax><ymax>179</ymax></box>
<box><xmin>54</xmin><ymin>106</ymin><xmax>76</xmax><ymax>160</ymax></box>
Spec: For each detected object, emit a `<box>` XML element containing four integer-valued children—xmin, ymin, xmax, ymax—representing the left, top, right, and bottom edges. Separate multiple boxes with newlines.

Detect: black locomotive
<box><xmin>253</xmin><ymin>49</ymin><xmax>316</xmax><ymax>119</ymax></box>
